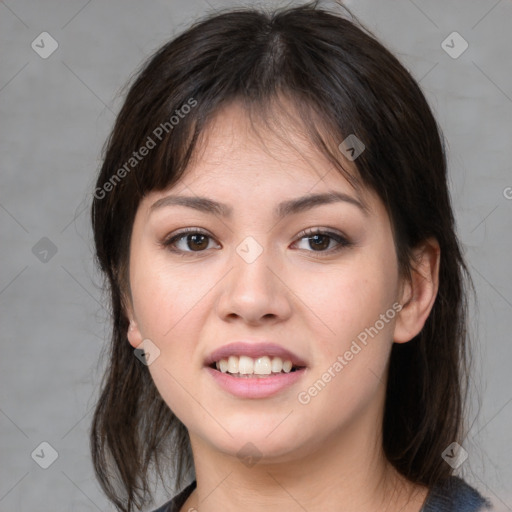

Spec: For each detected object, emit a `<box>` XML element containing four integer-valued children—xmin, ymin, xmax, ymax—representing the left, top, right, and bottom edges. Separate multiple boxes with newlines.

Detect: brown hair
<box><xmin>90</xmin><ymin>2</ymin><xmax>473</xmax><ymax>510</ymax></box>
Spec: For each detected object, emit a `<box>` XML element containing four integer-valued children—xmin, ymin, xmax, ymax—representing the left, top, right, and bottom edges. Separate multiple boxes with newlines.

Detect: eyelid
<box><xmin>295</xmin><ymin>226</ymin><xmax>348</xmax><ymax>240</ymax></box>
<box><xmin>162</xmin><ymin>226</ymin><xmax>212</xmax><ymax>241</ymax></box>
<box><xmin>160</xmin><ymin>227</ymin><xmax>220</xmax><ymax>254</ymax></box>
<box><xmin>292</xmin><ymin>227</ymin><xmax>353</xmax><ymax>255</ymax></box>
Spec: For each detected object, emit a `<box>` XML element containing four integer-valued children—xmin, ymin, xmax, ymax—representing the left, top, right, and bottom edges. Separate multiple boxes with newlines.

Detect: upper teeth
<box><xmin>215</xmin><ymin>355</ymin><xmax>294</xmax><ymax>375</ymax></box>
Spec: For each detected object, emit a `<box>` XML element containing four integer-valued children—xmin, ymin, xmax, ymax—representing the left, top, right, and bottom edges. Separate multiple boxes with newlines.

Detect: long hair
<box><xmin>90</xmin><ymin>2</ymin><xmax>473</xmax><ymax>510</ymax></box>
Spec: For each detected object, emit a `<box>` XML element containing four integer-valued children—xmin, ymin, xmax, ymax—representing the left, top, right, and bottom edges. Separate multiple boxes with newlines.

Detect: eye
<box><xmin>162</xmin><ymin>228</ymin><xmax>220</xmax><ymax>254</ymax></box>
<box><xmin>293</xmin><ymin>228</ymin><xmax>352</xmax><ymax>255</ymax></box>
<box><xmin>161</xmin><ymin>227</ymin><xmax>352</xmax><ymax>256</ymax></box>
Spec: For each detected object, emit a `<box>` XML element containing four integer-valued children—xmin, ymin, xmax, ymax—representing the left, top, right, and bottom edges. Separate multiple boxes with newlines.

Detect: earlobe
<box><xmin>127</xmin><ymin>319</ymin><xmax>144</xmax><ymax>348</ymax></box>
<box><xmin>393</xmin><ymin>237</ymin><xmax>441</xmax><ymax>344</ymax></box>
<box><xmin>123</xmin><ymin>289</ymin><xmax>143</xmax><ymax>348</ymax></box>
<box><xmin>125</xmin><ymin>301</ymin><xmax>144</xmax><ymax>349</ymax></box>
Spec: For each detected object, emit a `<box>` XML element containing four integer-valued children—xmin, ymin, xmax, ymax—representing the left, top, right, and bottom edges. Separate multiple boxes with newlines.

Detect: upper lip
<box><xmin>204</xmin><ymin>341</ymin><xmax>308</xmax><ymax>368</ymax></box>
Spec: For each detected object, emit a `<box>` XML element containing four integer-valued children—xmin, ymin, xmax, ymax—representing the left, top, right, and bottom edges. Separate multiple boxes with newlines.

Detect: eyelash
<box><xmin>160</xmin><ymin>227</ymin><xmax>352</xmax><ymax>257</ymax></box>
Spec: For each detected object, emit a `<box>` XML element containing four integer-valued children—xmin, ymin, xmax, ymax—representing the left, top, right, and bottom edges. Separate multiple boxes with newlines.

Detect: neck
<box><xmin>182</xmin><ymin>406</ymin><xmax>426</xmax><ymax>512</ymax></box>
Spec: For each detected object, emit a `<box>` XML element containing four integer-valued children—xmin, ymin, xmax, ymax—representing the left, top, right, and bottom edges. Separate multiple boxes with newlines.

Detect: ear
<box><xmin>393</xmin><ymin>237</ymin><xmax>440</xmax><ymax>344</ymax></box>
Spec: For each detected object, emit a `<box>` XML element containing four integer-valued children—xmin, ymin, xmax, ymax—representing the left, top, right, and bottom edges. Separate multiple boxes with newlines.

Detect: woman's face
<box><xmin>126</xmin><ymin>102</ymin><xmax>408</xmax><ymax>463</ymax></box>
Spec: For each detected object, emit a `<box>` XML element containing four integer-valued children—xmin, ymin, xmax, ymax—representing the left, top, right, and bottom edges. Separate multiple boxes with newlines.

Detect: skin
<box><xmin>126</xmin><ymin>101</ymin><xmax>440</xmax><ymax>512</ymax></box>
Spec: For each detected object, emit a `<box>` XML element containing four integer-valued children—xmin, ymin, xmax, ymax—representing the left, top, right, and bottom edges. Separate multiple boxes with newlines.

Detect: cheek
<box><xmin>130</xmin><ymin>258</ymin><xmax>211</xmax><ymax>426</ymax></box>
<box><xmin>294</xmin><ymin>277</ymin><xmax>396</xmax><ymax>434</ymax></box>
<box><xmin>130</xmin><ymin>253</ymin><xmax>215</xmax><ymax>340</ymax></box>
<box><xmin>295</xmin><ymin>255</ymin><xmax>398</xmax><ymax>354</ymax></box>
<box><xmin>294</xmin><ymin>250</ymin><xmax>398</xmax><ymax>416</ymax></box>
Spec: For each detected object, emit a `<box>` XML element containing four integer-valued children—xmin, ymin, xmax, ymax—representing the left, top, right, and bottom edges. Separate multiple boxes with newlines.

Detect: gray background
<box><xmin>1</xmin><ymin>0</ymin><xmax>511</xmax><ymax>510</ymax></box>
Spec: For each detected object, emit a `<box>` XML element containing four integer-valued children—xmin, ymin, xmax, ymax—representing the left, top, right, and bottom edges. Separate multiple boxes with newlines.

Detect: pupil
<box><xmin>189</xmin><ymin>234</ymin><xmax>208</xmax><ymax>251</ymax></box>
<box><xmin>310</xmin><ymin>234</ymin><xmax>328</xmax><ymax>250</ymax></box>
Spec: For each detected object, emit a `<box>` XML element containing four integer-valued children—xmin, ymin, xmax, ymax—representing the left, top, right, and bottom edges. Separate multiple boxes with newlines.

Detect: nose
<box><xmin>215</xmin><ymin>239</ymin><xmax>292</xmax><ymax>326</ymax></box>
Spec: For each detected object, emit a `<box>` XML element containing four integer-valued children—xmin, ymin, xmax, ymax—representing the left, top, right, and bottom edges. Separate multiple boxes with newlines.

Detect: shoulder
<box><xmin>422</xmin><ymin>476</ymin><xmax>493</xmax><ymax>512</ymax></box>
<box><xmin>148</xmin><ymin>480</ymin><xmax>197</xmax><ymax>512</ymax></box>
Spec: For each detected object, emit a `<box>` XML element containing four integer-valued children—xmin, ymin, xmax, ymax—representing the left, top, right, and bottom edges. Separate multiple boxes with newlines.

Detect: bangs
<box><xmin>105</xmin><ymin>89</ymin><xmax>369</xmax><ymax>213</ymax></box>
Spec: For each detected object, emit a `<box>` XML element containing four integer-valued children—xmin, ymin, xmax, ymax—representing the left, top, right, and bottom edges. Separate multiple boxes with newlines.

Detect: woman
<box><xmin>90</xmin><ymin>2</ymin><xmax>493</xmax><ymax>511</ymax></box>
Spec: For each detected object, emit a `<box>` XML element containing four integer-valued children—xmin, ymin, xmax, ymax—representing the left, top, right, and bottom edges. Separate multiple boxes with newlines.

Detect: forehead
<box><xmin>179</xmin><ymin>100</ymin><xmax>363</xmax><ymax>196</ymax></box>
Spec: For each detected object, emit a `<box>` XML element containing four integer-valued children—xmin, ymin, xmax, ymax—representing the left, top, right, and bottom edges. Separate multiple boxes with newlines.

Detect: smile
<box><xmin>204</xmin><ymin>340</ymin><xmax>308</xmax><ymax>397</ymax></box>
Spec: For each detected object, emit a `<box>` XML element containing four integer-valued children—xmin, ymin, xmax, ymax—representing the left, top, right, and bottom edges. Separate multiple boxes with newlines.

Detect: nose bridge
<box><xmin>216</xmin><ymin>234</ymin><xmax>290</xmax><ymax>323</ymax></box>
<box><xmin>232</xmin><ymin>234</ymin><xmax>276</xmax><ymax>297</ymax></box>
<box><xmin>235</xmin><ymin>235</ymin><xmax>267</xmax><ymax>267</ymax></box>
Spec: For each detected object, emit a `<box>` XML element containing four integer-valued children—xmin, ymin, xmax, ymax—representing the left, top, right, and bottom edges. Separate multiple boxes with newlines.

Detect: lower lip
<box><xmin>205</xmin><ymin>367</ymin><xmax>306</xmax><ymax>399</ymax></box>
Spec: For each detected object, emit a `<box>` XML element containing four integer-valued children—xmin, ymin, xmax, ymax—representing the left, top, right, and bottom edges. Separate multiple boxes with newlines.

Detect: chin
<box><xmin>190</xmin><ymin>413</ymin><xmax>315</xmax><ymax>463</ymax></box>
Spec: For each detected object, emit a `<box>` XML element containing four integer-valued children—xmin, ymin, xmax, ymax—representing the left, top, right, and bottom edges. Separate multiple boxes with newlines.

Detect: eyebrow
<box><xmin>150</xmin><ymin>191</ymin><xmax>369</xmax><ymax>219</ymax></box>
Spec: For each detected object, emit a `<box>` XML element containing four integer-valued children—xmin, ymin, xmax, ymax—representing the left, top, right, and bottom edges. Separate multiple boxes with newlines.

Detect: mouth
<box><xmin>204</xmin><ymin>341</ymin><xmax>308</xmax><ymax>376</ymax></box>
<box><xmin>204</xmin><ymin>341</ymin><xmax>308</xmax><ymax>397</ymax></box>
